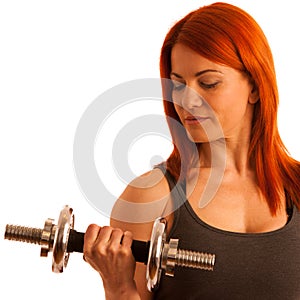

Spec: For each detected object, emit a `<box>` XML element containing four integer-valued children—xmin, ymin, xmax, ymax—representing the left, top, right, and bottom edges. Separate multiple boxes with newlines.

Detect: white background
<box><xmin>0</xmin><ymin>1</ymin><xmax>299</xmax><ymax>299</ymax></box>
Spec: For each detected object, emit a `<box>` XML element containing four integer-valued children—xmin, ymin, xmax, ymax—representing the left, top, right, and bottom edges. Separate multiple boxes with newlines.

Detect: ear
<box><xmin>248</xmin><ymin>84</ymin><xmax>259</xmax><ymax>104</ymax></box>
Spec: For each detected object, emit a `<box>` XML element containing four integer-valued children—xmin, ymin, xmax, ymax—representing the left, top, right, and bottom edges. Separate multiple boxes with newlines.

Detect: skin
<box><xmin>83</xmin><ymin>43</ymin><xmax>288</xmax><ymax>299</ymax></box>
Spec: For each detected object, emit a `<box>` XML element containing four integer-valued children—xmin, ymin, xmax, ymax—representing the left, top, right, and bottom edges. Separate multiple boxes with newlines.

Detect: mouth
<box><xmin>184</xmin><ymin>115</ymin><xmax>210</xmax><ymax>125</ymax></box>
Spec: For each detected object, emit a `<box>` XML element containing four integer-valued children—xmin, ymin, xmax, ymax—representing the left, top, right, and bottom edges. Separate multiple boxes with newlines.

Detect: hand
<box><xmin>83</xmin><ymin>225</ymin><xmax>137</xmax><ymax>298</ymax></box>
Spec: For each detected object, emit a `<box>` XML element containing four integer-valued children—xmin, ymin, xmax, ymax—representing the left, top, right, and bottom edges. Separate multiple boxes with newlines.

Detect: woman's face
<box><xmin>170</xmin><ymin>43</ymin><xmax>258</xmax><ymax>143</ymax></box>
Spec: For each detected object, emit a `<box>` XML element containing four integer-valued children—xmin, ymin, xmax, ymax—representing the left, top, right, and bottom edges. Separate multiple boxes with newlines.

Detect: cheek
<box><xmin>215</xmin><ymin>100</ymin><xmax>251</xmax><ymax>134</ymax></box>
<box><xmin>207</xmin><ymin>88</ymin><xmax>250</xmax><ymax>125</ymax></box>
<box><xmin>174</xmin><ymin>103</ymin><xmax>184</xmax><ymax>122</ymax></box>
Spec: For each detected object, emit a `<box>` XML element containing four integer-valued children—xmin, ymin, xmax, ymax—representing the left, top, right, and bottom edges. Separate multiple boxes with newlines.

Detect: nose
<box><xmin>181</xmin><ymin>86</ymin><xmax>203</xmax><ymax>111</ymax></box>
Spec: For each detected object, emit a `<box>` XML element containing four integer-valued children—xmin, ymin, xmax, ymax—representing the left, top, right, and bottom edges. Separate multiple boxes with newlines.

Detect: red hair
<box><xmin>160</xmin><ymin>2</ymin><xmax>300</xmax><ymax>214</ymax></box>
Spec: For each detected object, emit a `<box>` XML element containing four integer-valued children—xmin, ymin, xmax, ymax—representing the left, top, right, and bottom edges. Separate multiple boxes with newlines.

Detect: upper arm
<box><xmin>110</xmin><ymin>168</ymin><xmax>171</xmax><ymax>299</ymax></box>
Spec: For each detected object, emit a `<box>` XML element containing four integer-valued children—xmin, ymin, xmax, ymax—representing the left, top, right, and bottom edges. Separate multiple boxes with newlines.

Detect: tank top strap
<box><xmin>154</xmin><ymin>163</ymin><xmax>186</xmax><ymax>237</ymax></box>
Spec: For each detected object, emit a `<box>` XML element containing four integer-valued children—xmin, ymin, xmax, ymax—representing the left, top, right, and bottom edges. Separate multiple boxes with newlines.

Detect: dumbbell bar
<box><xmin>4</xmin><ymin>205</ymin><xmax>215</xmax><ymax>291</ymax></box>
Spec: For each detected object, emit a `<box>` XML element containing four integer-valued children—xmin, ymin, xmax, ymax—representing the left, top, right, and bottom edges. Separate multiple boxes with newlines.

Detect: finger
<box><xmin>95</xmin><ymin>226</ymin><xmax>114</xmax><ymax>244</ymax></box>
<box><xmin>83</xmin><ymin>224</ymin><xmax>101</xmax><ymax>263</ymax></box>
<box><xmin>109</xmin><ymin>228</ymin><xmax>124</xmax><ymax>249</ymax></box>
<box><xmin>84</xmin><ymin>224</ymin><xmax>101</xmax><ymax>251</ymax></box>
<box><xmin>121</xmin><ymin>231</ymin><xmax>133</xmax><ymax>248</ymax></box>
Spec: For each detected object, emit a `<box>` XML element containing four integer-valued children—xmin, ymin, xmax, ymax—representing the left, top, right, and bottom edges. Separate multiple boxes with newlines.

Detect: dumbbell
<box><xmin>4</xmin><ymin>205</ymin><xmax>215</xmax><ymax>291</ymax></box>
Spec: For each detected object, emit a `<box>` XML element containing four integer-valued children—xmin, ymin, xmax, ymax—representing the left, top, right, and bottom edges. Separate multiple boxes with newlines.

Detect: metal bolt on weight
<box><xmin>4</xmin><ymin>205</ymin><xmax>216</xmax><ymax>291</ymax></box>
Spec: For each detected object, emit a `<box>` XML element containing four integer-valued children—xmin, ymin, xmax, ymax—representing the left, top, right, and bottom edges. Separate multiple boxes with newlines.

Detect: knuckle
<box><xmin>86</xmin><ymin>223</ymin><xmax>99</xmax><ymax>232</ymax></box>
<box><xmin>85</xmin><ymin>224</ymin><xmax>100</xmax><ymax>238</ymax></box>
<box><xmin>107</xmin><ymin>244</ymin><xmax>120</xmax><ymax>255</ymax></box>
<box><xmin>102</xmin><ymin>225</ymin><xmax>112</xmax><ymax>231</ymax></box>
<box><xmin>95</xmin><ymin>244</ymin><xmax>107</xmax><ymax>257</ymax></box>
<box><xmin>112</xmin><ymin>228</ymin><xmax>123</xmax><ymax>235</ymax></box>
<box><xmin>119</xmin><ymin>247</ymin><xmax>133</xmax><ymax>258</ymax></box>
<box><xmin>124</xmin><ymin>231</ymin><xmax>133</xmax><ymax>238</ymax></box>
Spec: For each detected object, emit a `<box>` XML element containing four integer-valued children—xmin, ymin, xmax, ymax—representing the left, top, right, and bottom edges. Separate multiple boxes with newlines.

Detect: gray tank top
<box><xmin>153</xmin><ymin>164</ymin><xmax>300</xmax><ymax>300</ymax></box>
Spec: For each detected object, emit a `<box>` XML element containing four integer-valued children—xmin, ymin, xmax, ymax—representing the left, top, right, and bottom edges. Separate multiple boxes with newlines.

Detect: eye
<box><xmin>172</xmin><ymin>80</ymin><xmax>186</xmax><ymax>92</ymax></box>
<box><xmin>199</xmin><ymin>81</ymin><xmax>219</xmax><ymax>90</ymax></box>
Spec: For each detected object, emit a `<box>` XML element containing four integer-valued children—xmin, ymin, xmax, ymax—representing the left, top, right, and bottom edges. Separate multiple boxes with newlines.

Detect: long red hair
<box><xmin>160</xmin><ymin>2</ymin><xmax>300</xmax><ymax>214</ymax></box>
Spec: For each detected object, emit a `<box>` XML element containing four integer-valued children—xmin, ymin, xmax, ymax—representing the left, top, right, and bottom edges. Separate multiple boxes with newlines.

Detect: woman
<box><xmin>83</xmin><ymin>2</ymin><xmax>300</xmax><ymax>299</ymax></box>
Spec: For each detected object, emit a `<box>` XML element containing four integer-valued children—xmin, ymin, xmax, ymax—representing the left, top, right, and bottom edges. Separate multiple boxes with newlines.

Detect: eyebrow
<box><xmin>170</xmin><ymin>69</ymin><xmax>223</xmax><ymax>78</ymax></box>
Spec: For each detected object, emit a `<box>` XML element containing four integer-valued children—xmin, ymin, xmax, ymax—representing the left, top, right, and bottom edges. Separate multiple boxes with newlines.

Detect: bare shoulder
<box><xmin>111</xmin><ymin>167</ymin><xmax>171</xmax><ymax>237</ymax></box>
<box><xmin>119</xmin><ymin>168</ymin><xmax>170</xmax><ymax>204</ymax></box>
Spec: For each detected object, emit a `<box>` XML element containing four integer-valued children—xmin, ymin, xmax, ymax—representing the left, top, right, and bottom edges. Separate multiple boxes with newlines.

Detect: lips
<box><xmin>184</xmin><ymin>115</ymin><xmax>209</xmax><ymax>125</ymax></box>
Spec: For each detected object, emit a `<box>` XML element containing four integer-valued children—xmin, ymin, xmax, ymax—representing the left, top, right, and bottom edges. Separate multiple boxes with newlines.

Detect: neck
<box><xmin>187</xmin><ymin>135</ymin><xmax>255</xmax><ymax>208</ymax></box>
<box><xmin>197</xmin><ymin>134</ymin><xmax>254</xmax><ymax>176</ymax></box>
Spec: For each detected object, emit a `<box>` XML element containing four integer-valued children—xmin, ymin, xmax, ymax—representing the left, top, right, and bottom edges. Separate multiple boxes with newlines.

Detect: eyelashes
<box><xmin>200</xmin><ymin>82</ymin><xmax>219</xmax><ymax>89</ymax></box>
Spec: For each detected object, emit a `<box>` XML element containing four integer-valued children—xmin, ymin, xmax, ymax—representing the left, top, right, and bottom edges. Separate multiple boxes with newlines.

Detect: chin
<box><xmin>186</xmin><ymin>131</ymin><xmax>209</xmax><ymax>143</ymax></box>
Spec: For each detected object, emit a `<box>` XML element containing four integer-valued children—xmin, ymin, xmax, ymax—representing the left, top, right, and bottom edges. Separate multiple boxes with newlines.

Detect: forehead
<box><xmin>171</xmin><ymin>43</ymin><xmax>229</xmax><ymax>75</ymax></box>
